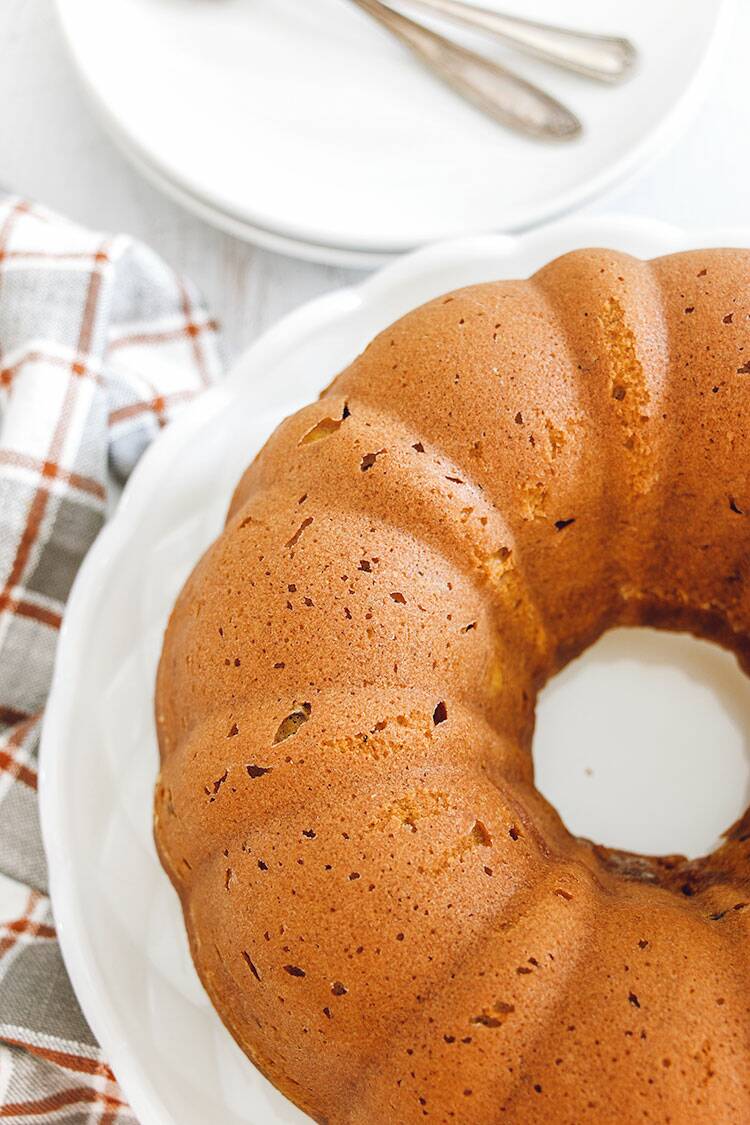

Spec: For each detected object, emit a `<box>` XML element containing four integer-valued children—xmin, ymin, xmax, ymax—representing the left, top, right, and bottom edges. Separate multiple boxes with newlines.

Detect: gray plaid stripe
<box><xmin>0</xmin><ymin>617</ymin><xmax>56</xmax><ymax>718</ymax></box>
<box><xmin>25</xmin><ymin>497</ymin><xmax>104</xmax><ymax>607</ymax></box>
<box><xmin>0</xmin><ymin>763</ymin><xmax>45</xmax><ymax>893</ymax></box>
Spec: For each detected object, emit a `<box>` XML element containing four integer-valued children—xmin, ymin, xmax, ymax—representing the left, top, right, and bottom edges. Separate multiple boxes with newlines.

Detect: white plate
<box><xmin>54</xmin><ymin>0</ymin><xmax>731</xmax><ymax>265</ymax></box>
<box><xmin>96</xmin><ymin>121</ymin><xmax>397</xmax><ymax>271</ymax></box>
<box><xmin>40</xmin><ymin>215</ymin><xmax>750</xmax><ymax>1125</ymax></box>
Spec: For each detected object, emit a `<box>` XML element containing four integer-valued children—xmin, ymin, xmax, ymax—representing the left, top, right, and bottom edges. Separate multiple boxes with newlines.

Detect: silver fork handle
<box><xmin>401</xmin><ymin>0</ymin><xmax>637</xmax><ymax>83</ymax></box>
<box><xmin>351</xmin><ymin>0</ymin><xmax>582</xmax><ymax>141</ymax></box>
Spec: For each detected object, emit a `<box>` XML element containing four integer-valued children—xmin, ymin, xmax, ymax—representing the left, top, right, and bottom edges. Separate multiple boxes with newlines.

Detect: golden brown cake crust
<box><xmin>155</xmin><ymin>248</ymin><xmax>750</xmax><ymax>1124</ymax></box>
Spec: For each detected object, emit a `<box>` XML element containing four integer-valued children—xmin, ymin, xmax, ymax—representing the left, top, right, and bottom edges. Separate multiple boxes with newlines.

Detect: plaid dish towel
<box><xmin>0</xmin><ymin>198</ymin><xmax>221</xmax><ymax>1122</ymax></box>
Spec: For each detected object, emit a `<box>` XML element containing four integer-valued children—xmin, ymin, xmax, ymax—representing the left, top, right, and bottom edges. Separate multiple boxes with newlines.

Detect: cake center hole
<box><xmin>533</xmin><ymin>628</ymin><xmax>750</xmax><ymax>860</ymax></box>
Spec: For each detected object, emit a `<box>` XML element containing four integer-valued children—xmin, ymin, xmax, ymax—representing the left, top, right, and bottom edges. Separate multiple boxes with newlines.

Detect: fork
<box><xmin>349</xmin><ymin>0</ymin><xmax>582</xmax><ymax>141</ymax></box>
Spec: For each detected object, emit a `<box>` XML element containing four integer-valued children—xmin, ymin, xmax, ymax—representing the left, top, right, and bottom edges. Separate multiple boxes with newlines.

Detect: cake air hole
<box><xmin>533</xmin><ymin>628</ymin><xmax>750</xmax><ymax>859</ymax></box>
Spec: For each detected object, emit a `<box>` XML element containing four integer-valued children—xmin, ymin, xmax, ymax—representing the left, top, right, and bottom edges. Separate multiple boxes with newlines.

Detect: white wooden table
<box><xmin>2</xmin><ymin>0</ymin><xmax>749</xmax><ymax>361</ymax></box>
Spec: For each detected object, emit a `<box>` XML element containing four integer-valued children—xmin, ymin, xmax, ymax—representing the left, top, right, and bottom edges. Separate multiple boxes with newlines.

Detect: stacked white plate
<box><xmin>55</xmin><ymin>0</ymin><xmax>731</xmax><ymax>266</ymax></box>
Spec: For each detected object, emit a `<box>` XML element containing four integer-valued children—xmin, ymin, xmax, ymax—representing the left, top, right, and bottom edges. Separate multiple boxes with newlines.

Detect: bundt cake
<box><xmin>155</xmin><ymin>247</ymin><xmax>750</xmax><ymax>1124</ymax></box>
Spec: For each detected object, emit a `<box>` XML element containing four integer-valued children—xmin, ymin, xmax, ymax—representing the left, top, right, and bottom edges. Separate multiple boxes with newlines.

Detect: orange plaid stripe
<box><xmin>0</xmin><ymin>350</ymin><xmax>105</xmax><ymax>393</ymax></box>
<box><xmin>1</xmin><ymin>1039</ymin><xmax>114</xmax><ymax>1081</ymax></box>
<box><xmin>0</xmin><ymin>1086</ymin><xmax>127</xmax><ymax>1118</ymax></box>
<box><xmin>177</xmin><ymin>277</ymin><xmax>212</xmax><ymax>388</ymax></box>
<box><xmin>0</xmin><ymin>451</ymin><xmax>105</xmax><ymax>501</ymax></box>
<box><xmin>109</xmin><ymin>387</ymin><xmax>197</xmax><ymax>427</ymax></box>
<box><xmin>0</xmin><ymin>716</ymin><xmax>39</xmax><ymax>791</ymax></box>
<box><xmin>0</xmin><ymin>594</ymin><xmax>61</xmax><ymax>632</ymax></box>
<box><xmin>109</xmin><ymin>315</ymin><xmax>219</xmax><ymax>352</ymax></box>
<box><xmin>0</xmin><ymin>706</ymin><xmax>28</xmax><ymax>727</ymax></box>
<box><xmin>0</xmin><ymin>889</ymin><xmax>44</xmax><ymax>961</ymax></box>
